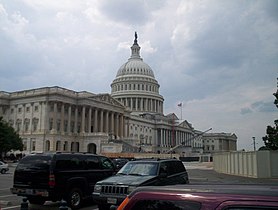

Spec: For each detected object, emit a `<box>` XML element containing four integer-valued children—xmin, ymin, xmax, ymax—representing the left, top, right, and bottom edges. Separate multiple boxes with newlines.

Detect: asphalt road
<box><xmin>1</xmin><ymin>162</ymin><xmax>278</xmax><ymax>210</ymax></box>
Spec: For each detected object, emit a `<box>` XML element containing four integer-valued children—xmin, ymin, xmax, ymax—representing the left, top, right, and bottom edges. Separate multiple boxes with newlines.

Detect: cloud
<box><xmin>0</xmin><ymin>0</ymin><xmax>277</xmax><ymax>151</ymax></box>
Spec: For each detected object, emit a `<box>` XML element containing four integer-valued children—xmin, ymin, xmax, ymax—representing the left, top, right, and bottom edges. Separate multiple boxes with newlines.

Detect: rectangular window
<box><xmin>32</xmin><ymin>140</ymin><xmax>36</xmax><ymax>151</ymax></box>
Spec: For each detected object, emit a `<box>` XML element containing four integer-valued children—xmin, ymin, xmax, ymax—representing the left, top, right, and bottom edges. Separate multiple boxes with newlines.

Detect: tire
<box><xmin>1</xmin><ymin>169</ymin><xmax>6</xmax><ymax>174</ymax></box>
<box><xmin>28</xmin><ymin>197</ymin><xmax>45</xmax><ymax>205</ymax></box>
<box><xmin>67</xmin><ymin>187</ymin><xmax>83</xmax><ymax>209</ymax></box>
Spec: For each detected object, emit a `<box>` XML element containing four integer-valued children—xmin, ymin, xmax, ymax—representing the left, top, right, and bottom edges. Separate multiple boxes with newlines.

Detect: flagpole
<box><xmin>178</xmin><ymin>102</ymin><xmax>183</xmax><ymax>120</ymax></box>
<box><xmin>181</xmin><ymin>105</ymin><xmax>182</xmax><ymax>120</ymax></box>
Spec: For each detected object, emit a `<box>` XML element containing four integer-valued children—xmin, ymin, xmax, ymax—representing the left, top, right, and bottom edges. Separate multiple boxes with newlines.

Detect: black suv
<box><xmin>93</xmin><ymin>158</ymin><xmax>189</xmax><ymax>210</ymax></box>
<box><xmin>11</xmin><ymin>153</ymin><xmax>116</xmax><ymax>209</ymax></box>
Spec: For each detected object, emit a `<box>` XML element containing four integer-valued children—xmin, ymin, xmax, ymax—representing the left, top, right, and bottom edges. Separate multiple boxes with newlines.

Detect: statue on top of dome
<box><xmin>134</xmin><ymin>31</ymin><xmax>138</xmax><ymax>45</ymax></box>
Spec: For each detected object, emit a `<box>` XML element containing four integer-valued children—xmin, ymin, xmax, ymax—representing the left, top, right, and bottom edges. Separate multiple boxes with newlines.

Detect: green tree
<box><xmin>0</xmin><ymin>117</ymin><xmax>23</xmax><ymax>157</ymax></box>
<box><xmin>261</xmin><ymin>86</ymin><xmax>278</xmax><ymax>150</ymax></box>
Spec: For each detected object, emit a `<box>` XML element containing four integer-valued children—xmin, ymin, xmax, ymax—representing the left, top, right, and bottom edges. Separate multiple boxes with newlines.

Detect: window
<box><xmin>86</xmin><ymin>156</ymin><xmax>100</xmax><ymax>169</ymax></box>
<box><xmin>99</xmin><ymin>157</ymin><xmax>114</xmax><ymax>169</ymax></box>
<box><xmin>18</xmin><ymin>107</ymin><xmax>22</xmax><ymax>113</ymax></box>
<box><xmin>34</xmin><ymin>106</ymin><xmax>39</xmax><ymax>111</ymax></box>
<box><xmin>131</xmin><ymin>199</ymin><xmax>201</xmax><ymax>210</ymax></box>
<box><xmin>225</xmin><ymin>207</ymin><xmax>278</xmax><ymax>210</ymax></box>
<box><xmin>26</xmin><ymin>107</ymin><xmax>30</xmax><ymax>112</ymax></box>
<box><xmin>32</xmin><ymin>140</ymin><xmax>36</xmax><ymax>151</ymax></box>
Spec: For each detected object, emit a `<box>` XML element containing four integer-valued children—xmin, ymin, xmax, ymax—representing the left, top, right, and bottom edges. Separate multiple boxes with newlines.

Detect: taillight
<box><xmin>117</xmin><ymin>197</ymin><xmax>130</xmax><ymax>210</ymax></box>
<box><xmin>48</xmin><ymin>174</ymin><xmax>55</xmax><ymax>187</ymax></box>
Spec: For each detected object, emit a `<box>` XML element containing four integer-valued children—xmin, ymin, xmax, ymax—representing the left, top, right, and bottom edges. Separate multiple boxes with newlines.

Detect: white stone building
<box><xmin>202</xmin><ymin>132</ymin><xmax>237</xmax><ymax>153</ymax></box>
<box><xmin>0</xmin><ymin>33</ymin><xmax>237</xmax><ymax>156</ymax></box>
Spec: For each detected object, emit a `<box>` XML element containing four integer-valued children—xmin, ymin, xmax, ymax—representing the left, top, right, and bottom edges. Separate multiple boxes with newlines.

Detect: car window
<box><xmin>224</xmin><ymin>207</ymin><xmax>278</xmax><ymax>210</ymax></box>
<box><xmin>86</xmin><ymin>156</ymin><xmax>101</xmax><ymax>169</ymax></box>
<box><xmin>99</xmin><ymin>157</ymin><xmax>114</xmax><ymax>169</ymax></box>
<box><xmin>159</xmin><ymin>162</ymin><xmax>168</xmax><ymax>175</ymax></box>
<box><xmin>166</xmin><ymin>161</ymin><xmax>185</xmax><ymax>175</ymax></box>
<box><xmin>131</xmin><ymin>199</ymin><xmax>201</xmax><ymax>210</ymax></box>
<box><xmin>17</xmin><ymin>155</ymin><xmax>51</xmax><ymax>171</ymax></box>
<box><xmin>118</xmin><ymin>162</ymin><xmax>158</xmax><ymax>175</ymax></box>
<box><xmin>55</xmin><ymin>155</ymin><xmax>84</xmax><ymax>170</ymax></box>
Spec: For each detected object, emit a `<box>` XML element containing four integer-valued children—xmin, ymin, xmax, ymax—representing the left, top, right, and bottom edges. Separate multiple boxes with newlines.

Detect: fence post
<box><xmin>59</xmin><ymin>200</ymin><xmax>68</xmax><ymax>210</ymax></box>
<box><xmin>20</xmin><ymin>197</ymin><xmax>28</xmax><ymax>210</ymax></box>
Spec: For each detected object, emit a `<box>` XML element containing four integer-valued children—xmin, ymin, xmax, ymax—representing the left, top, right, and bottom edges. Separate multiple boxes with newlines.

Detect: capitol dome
<box><xmin>111</xmin><ymin>32</ymin><xmax>164</xmax><ymax>115</ymax></box>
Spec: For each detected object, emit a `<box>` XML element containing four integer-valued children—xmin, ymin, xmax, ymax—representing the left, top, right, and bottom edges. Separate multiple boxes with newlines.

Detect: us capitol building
<box><xmin>0</xmin><ymin>33</ymin><xmax>237</xmax><ymax>157</ymax></box>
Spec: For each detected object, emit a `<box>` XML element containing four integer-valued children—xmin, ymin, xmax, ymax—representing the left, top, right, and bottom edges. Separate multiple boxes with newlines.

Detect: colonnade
<box><xmin>50</xmin><ymin>101</ymin><xmax>127</xmax><ymax>138</ymax></box>
<box><xmin>158</xmin><ymin>129</ymin><xmax>193</xmax><ymax>147</ymax></box>
<box><xmin>118</xmin><ymin>97</ymin><xmax>163</xmax><ymax>113</ymax></box>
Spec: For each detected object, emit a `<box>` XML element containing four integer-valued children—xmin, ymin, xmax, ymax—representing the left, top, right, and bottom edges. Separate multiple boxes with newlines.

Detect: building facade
<box><xmin>0</xmin><ymin>87</ymin><xmax>129</xmax><ymax>154</ymax></box>
<box><xmin>202</xmin><ymin>133</ymin><xmax>237</xmax><ymax>153</ymax></box>
<box><xmin>0</xmin><ymin>33</ymin><xmax>237</xmax><ymax>156</ymax></box>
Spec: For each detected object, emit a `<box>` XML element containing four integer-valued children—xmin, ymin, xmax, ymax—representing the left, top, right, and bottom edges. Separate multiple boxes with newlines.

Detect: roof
<box><xmin>131</xmin><ymin>184</ymin><xmax>278</xmax><ymax>197</ymax></box>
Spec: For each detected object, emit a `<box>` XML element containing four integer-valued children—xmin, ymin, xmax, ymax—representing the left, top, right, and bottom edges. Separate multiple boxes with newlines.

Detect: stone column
<box><xmin>52</xmin><ymin>102</ymin><xmax>57</xmax><ymax>132</ymax></box>
<box><xmin>94</xmin><ymin>109</ymin><xmax>98</xmax><ymax>132</ymax></box>
<box><xmin>100</xmin><ymin>109</ymin><xmax>103</xmax><ymax>132</ymax></box>
<box><xmin>105</xmin><ymin>111</ymin><xmax>109</xmax><ymax>133</ymax></box>
<box><xmin>88</xmin><ymin>107</ymin><xmax>92</xmax><ymax>133</ymax></box>
<box><xmin>61</xmin><ymin>103</ymin><xmax>65</xmax><ymax>133</ymax></box>
<box><xmin>81</xmin><ymin>106</ymin><xmax>86</xmax><ymax>133</ymax></box>
<box><xmin>110</xmin><ymin>112</ymin><xmax>114</xmax><ymax>135</ymax></box>
<box><xmin>67</xmin><ymin>105</ymin><xmax>71</xmax><ymax>133</ymax></box>
<box><xmin>119</xmin><ymin>114</ymin><xmax>124</xmax><ymax>138</ymax></box>
<box><xmin>29</xmin><ymin>103</ymin><xmax>33</xmax><ymax>133</ymax></box>
<box><xmin>123</xmin><ymin>115</ymin><xmax>126</xmax><ymax>138</ymax></box>
<box><xmin>115</xmin><ymin>113</ymin><xmax>119</xmax><ymax>138</ymax></box>
<box><xmin>74</xmin><ymin>106</ymin><xmax>78</xmax><ymax>133</ymax></box>
<box><xmin>21</xmin><ymin>104</ymin><xmax>25</xmax><ymax>132</ymax></box>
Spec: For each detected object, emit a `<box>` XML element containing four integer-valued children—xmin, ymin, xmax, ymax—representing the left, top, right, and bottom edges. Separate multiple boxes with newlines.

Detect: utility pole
<box><xmin>252</xmin><ymin>136</ymin><xmax>256</xmax><ymax>151</ymax></box>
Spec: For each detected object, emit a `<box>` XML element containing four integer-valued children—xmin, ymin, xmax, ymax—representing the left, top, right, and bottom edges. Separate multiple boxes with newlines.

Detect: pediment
<box><xmin>92</xmin><ymin>94</ymin><xmax>124</xmax><ymax>107</ymax></box>
<box><xmin>178</xmin><ymin>120</ymin><xmax>193</xmax><ymax>130</ymax></box>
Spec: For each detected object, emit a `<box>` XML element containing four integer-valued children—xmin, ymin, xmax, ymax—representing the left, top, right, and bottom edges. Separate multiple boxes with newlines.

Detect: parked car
<box><xmin>115</xmin><ymin>184</ymin><xmax>278</xmax><ymax>210</ymax></box>
<box><xmin>93</xmin><ymin>158</ymin><xmax>189</xmax><ymax>210</ymax></box>
<box><xmin>0</xmin><ymin>161</ymin><xmax>9</xmax><ymax>174</ymax></box>
<box><xmin>112</xmin><ymin>158</ymin><xmax>129</xmax><ymax>170</ymax></box>
<box><xmin>10</xmin><ymin>152</ymin><xmax>116</xmax><ymax>209</ymax></box>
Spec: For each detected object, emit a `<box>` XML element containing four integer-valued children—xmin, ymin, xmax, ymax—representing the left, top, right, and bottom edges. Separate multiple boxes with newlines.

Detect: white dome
<box><xmin>111</xmin><ymin>32</ymin><xmax>164</xmax><ymax>115</ymax></box>
<box><xmin>116</xmin><ymin>60</ymin><xmax>155</xmax><ymax>78</ymax></box>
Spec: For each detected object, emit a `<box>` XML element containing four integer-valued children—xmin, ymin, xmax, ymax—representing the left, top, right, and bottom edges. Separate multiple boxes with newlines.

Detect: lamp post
<box><xmin>252</xmin><ymin>137</ymin><xmax>256</xmax><ymax>151</ymax></box>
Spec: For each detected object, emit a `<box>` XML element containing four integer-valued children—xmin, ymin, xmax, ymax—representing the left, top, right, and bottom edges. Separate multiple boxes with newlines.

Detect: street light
<box><xmin>252</xmin><ymin>137</ymin><xmax>256</xmax><ymax>151</ymax></box>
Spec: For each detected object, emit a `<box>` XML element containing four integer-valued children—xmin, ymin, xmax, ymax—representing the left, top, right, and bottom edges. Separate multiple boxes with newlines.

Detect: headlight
<box><xmin>94</xmin><ymin>184</ymin><xmax>102</xmax><ymax>193</ymax></box>
<box><xmin>127</xmin><ymin>186</ymin><xmax>136</xmax><ymax>194</ymax></box>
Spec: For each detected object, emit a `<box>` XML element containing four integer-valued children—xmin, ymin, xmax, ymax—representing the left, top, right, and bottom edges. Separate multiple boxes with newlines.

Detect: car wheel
<box><xmin>28</xmin><ymin>197</ymin><xmax>45</xmax><ymax>205</ymax></box>
<box><xmin>1</xmin><ymin>169</ymin><xmax>6</xmax><ymax>174</ymax></box>
<box><xmin>67</xmin><ymin>187</ymin><xmax>83</xmax><ymax>209</ymax></box>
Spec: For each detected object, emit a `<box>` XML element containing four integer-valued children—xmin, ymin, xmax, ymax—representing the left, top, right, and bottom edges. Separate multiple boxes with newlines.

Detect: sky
<box><xmin>0</xmin><ymin>0</ymin><xmax>277</xmax><ymax>151</ymax></box>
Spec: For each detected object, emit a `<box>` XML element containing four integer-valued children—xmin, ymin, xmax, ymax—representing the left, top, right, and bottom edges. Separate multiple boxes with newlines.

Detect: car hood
<box><xmin>97</xmin><ymin>174</ymin><xmax>156</xmax><ymax>186</ymax></box>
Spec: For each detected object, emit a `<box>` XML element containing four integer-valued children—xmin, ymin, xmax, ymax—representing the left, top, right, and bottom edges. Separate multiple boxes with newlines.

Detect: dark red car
<box><xmin>116</xmin><ymin>184</ymin><xmax>278</xmax><ymax>210</ymax></box>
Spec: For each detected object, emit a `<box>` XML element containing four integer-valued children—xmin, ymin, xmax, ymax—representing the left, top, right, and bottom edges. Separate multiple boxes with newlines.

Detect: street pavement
<box><xmin>1</xmin><ymin>161</ymin><xmax>278</xmax><ymax>210</ymax></box>
<box><xmin>185</xmin><ymin>161</ymin><xmax>278</xmax><ymax>185</ymax></box>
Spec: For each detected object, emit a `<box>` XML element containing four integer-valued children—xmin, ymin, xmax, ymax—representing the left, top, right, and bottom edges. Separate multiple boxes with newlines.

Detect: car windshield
<box><xmin>117</xmin><ymin>162</ymin><xmax>158</xmax><ymax>176</ymax></box>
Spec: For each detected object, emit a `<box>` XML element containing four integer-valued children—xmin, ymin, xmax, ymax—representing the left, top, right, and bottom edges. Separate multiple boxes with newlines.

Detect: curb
<box><xmin>0</xmin><ymin>200</ymin><xmax>12</xmax><ymax>206</ymax></box>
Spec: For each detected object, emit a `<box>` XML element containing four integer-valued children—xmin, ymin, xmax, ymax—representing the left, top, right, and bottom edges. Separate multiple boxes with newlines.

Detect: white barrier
<box><xmin>213</xmin><ymin>150</ymin><xmax>278</xmax><ymax>178</ymax></box>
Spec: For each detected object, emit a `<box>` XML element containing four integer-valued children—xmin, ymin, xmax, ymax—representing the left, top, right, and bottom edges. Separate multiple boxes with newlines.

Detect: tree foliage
<box><xmin>0</xmin><ymin>117</ymin><xmax>23</xmax><ymax>155</ymax></box>
<box><xmin>261</xmin><ymin>86</ymin><xmax>278</xmax><ymax>150</ymax></box>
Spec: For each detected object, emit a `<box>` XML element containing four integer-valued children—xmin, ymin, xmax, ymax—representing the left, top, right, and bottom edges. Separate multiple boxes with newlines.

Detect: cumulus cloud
<box><xmin>0</xmin><ymin>0</ymin><xmax>277</xmax><ymax>150</ymax></box>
